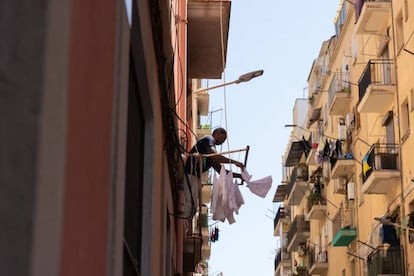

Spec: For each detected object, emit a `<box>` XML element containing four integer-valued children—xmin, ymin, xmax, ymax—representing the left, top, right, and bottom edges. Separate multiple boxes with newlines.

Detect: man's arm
<box><xmin>210</xmin><ymin>155</ymin><xmax>244</xmax><ymax>179</ymax></box>
<box><xmin>211</xmin><ymin>155</ymin><xmax>244</xmax><ymax>169</ymax></box>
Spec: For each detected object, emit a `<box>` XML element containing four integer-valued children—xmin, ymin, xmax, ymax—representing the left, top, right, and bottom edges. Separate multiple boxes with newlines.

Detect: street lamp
<box><xmin>192</xmin><ymin>69</ymin><xmax>264</xmax><ymax>95</ymax></box>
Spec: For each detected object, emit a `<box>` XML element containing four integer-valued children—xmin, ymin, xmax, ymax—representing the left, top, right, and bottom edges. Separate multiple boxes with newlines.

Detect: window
<box><xmin>335</xmin><ymin>1</ymin><xmax>347</xmax><ymax>38</ymax></box>
<box><xmin>401</xmin><ymin>99</ymin><xmax>410</xmax><ymax>142</ymax></box>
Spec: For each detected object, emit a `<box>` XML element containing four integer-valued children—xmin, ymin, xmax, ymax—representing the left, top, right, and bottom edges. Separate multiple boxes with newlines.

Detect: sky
<box><xmin>204</xmin><ymin>1</ymin><xmax>342</xmax><ymax>275</ymax></box>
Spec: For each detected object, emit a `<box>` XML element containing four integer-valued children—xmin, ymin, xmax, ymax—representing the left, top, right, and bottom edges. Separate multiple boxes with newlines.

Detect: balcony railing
<box><xmin>332</xmin><ymin>200</ymin><xmax>357</xmax><ymax>246</ymax></box>
<box><xmin>274</xmin><ymin>206</ymin><xmax>290</xmax><ymax>234</ymax></box>
<box><xmin>306</xmin><ymin>191</ymin><xmax>327</xmax><ymax>221</ymax></box>
<box><xmin>362</xmin><ymin>143</ymin><xmax>400</xmax><ymax>194</ymax></box>
<box><xmin>308</xmin><ymin>246</ymin><xmax>328</xmax><ymax>275</ymax></box>
<box><xmin>367</xmin><ymin>245</ymin><xmax>405</xmax><ymax>276</ymax></box>
<box><xmin>287</xmin><ymin>215</ymin><xmax>310</xmax><ymax>251</ymax></box>
<box><xmin>286</xmin><ymin>165</ymin><xmax>309</xmax><ymax>206</ymax></box>
<box><xmin>328</xmin><ymin>72</ymin><xmax>352</xmax><ymax>116</ymax></box>
<box><xmin>274</xmin><ymin>248</ymin><xmax>290</xmax><ymax>270</ymax></box>
<box><xmin>357</xmin><ymin>59</ymin><xmax>396</xmax><ymax>113</ymax></box>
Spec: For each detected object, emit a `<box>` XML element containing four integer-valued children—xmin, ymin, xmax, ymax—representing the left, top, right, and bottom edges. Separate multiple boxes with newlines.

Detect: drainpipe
<box><xmin>389</xmin><ymin>0</ymin><xmax>408</xmax><ymax>273</ymax></box>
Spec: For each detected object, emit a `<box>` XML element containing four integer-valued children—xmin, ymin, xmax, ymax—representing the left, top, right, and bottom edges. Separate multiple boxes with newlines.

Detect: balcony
<box><xmin>284</xmin><ymin>141</ymin><xmax>310</xmax><ymax>167</ymax></box>
<box><xmin>328</xmin><ymin>72</ymin><xmax>352</xmax><ymax>116</ymax></box>
<box><xmin>308</xmin><ymin>247</ymin><xmax>328</xmax><ymax>275</ymax></box>
<box><xmin>274</xmin><ymin>206</ymin><xmax>290</xmax><ymax>236</ymax></box>
<box><xmin>367</xmin><ymin>245</ymin><xmax>405</xmax><ymax>276</ymax></box>
<box><xmin>187</xmin><ymin>0</ymin><xmax>231</xmax><ymax>79</ymax></box>
<box><xmin>357</xmin><ymin>59</ymin><xmax>396</xmax><ymax>114</ymax></box>
<box><xmin>330</xmin><ymin>158</ymin><xmax>355</xmax><ymax>179</ymax></box>
<box><xmin>273</xmin><ymin>183</ymin><xmax>289</xmax><ymax>203</ymax></box>
<box><xmin>287</xmin><ymin>215</ymin><xmax>310</xmax><ymax>252</ymax></box>
<box><xmin>306</xmin><ymin>192</ymin><xmax>327</xmax><ymax>221</ymax></box>
<box><xmin>362</xmin><ymin>144</ymin><xmax>400</xmax><ymax>194</ymax></box>
<box><xmin>287</xmin><ymin>165</ymin><xmax>309</xmax><ymax>206</ymax></box>
<box><xmin>355</xmin><ymin>0</ymin><xmax>391</xmax><ymax>35</ymax></box>
<box><xmin>332</xmin><ymin>201</ymin><xmax>357</xmax><ymax>246</ymax></box>
<box><xmin>274</xmin><ymin>248</ymin><xmax>291</xmax><ymax>275</ymax></box>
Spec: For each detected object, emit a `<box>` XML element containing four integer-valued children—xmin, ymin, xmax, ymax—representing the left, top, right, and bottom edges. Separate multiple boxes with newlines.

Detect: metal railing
<box><xmin>328</xmin><ymin>72</ymin><xmax>351</xmax><ymax>106</ymax></box>
<box><xmin>274</xmin><ymin>206</ymin><xmax>290</xmax><ymax>229</ymax></box>
<box><xmin>367</xmin><ymin>245</ymin><xmax>405</xmax><ymax>276</ymax></box>
<box><xmin>358</xmin><ymin>59</ymin><xmax>395</xmax><ymax>103</ymax></box>
<box><xmin>308</xmin><ymin>246</ymin><xmax>328</xmax><ymax>268</ymax></box>
<box><xmin>286</xmin><ymin>165</ymin><xmax>309</xmax><ymax>198</ymax></box>
<box><xmin>307</xmin><ymin>192</ymin><xmax>326</xmax><ymax>212</ymax></box>
<box><xmin>362</xmin><ymin>143</ymin><xmax>399</xmax><ymax>183</ymax></box>
<box><xmin>287</xmin><ymin>215</ymin><xmax>310</xmax><ymax>245</ymax></box>
<box><xmin>274</xmin><ymin>248</ymin><xmax>290</xmax><ymax>270</ymax></box>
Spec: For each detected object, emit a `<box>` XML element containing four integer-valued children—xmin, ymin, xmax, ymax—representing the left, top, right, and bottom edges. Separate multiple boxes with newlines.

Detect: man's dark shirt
<box><xmin>184</xmin><ymin>135</ymin><xmax>216</xmax><ymax>177</ymax></box>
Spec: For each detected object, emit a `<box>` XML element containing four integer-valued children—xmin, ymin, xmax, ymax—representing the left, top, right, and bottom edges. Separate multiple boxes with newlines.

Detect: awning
<box><xmin>284</xmin><ymin>141</ymin><xmax>307</xmax><ymax>167</ymax></box>
<box><xmin>272</xmin><ymin>184</ymin><xmax>288</xmax><ymax>202</ymax></box>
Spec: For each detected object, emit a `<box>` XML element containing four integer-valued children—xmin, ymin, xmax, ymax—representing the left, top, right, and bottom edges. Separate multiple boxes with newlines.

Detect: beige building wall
<box><xmin>281</xmin><ymin>1</ymin><xmax>414</xmax><ymax>275</ymax></box>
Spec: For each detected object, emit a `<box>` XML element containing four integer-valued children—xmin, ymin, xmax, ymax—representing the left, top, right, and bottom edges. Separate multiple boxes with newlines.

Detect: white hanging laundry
<box><xmin>211</xmin><ymin>169</ymin><xmax>225</xmax><ymax>222</ymax></box>
<box><xmin>226</xmin><ymin>172</ymin><xmax>244</xmax><ymax>215</ymax></box>
<box><xmin>241</xmin><ymin>169</ymin><xmax>273</xmax><ymax>198</ymax></box>
<box><xmin>232</xmin><ymin>181</ymin><xmax>245</xmax><ymax>214</ymax></box>
<box><xmin>211</xmin><ymin>165</ymin><xmax>245</xmax><ymax>224</ymax></box>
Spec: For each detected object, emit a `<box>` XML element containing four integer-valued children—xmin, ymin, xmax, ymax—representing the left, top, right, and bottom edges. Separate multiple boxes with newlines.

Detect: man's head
<box><xmin>212</xmin><ymin>127</ymin><xmax>227</xmax><ymax>145</ymax></box>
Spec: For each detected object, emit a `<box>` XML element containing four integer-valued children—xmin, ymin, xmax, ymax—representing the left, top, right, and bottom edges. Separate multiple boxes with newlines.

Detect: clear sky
<box><xmin>205</xmin><ymin>1</ymin><xmax>342</xmax><ymax>275</ymax></box>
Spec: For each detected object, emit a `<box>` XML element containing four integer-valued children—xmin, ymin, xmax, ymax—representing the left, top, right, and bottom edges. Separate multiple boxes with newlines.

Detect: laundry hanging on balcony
<box><xmin>241</xmin><ymin>169</ymin><xmax>273</xmax><ymax>198</ymax></box>
<box><xmin>211</xmin><ymin>165</ymin><xmax>244</xmax><ymax>224</ymax></box>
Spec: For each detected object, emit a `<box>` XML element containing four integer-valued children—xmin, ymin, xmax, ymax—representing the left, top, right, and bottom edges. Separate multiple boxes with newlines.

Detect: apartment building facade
<box><xmin>273</xmin><ymin>0</ymin><xmax>414</xmax><ymax>275</ymax></box>
<box><xmin>1</xmin><ymin>1</ymin><xmax>230</xmax><ymax>276</ymax></box>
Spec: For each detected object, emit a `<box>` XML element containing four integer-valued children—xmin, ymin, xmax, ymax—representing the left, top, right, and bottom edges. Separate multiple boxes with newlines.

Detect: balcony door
<box><xmin>384</xmin><ymin>111</ymin><xmax>395</xmax><ymax>145</ymax></box>
<box><xmin>380</xmin><ymin>43</ymin><xmax>392</xmax><ymax>85</ymax></box>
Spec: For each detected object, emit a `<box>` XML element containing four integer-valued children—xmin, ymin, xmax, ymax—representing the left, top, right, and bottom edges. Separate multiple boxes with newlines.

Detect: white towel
<box><xmin>242</xmin><ymin>169</ymin><xmax>273</xmax><ymax>198</ymax></box>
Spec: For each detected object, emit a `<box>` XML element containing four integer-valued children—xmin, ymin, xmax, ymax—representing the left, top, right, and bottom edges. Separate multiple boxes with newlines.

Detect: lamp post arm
<box><xmin>192</xmin><ymin>80</ymin><xmax>238</xmax><ymax>95</ymax></box>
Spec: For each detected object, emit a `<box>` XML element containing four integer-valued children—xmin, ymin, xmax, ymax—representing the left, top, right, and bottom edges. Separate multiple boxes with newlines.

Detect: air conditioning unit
<box><xmin>318</xmin><ymin>251</ymin><xmax>327</xmax><ymax>263</ymax></box>
<box><xmin>345</xmin><ymin>111</ymin><xmax>355</xmax><ymax>130</ymax></box>
<box><xmin>334</xmin><ymin>177</ymin><xmax>347</xmax><ymax>194</ymax></box>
